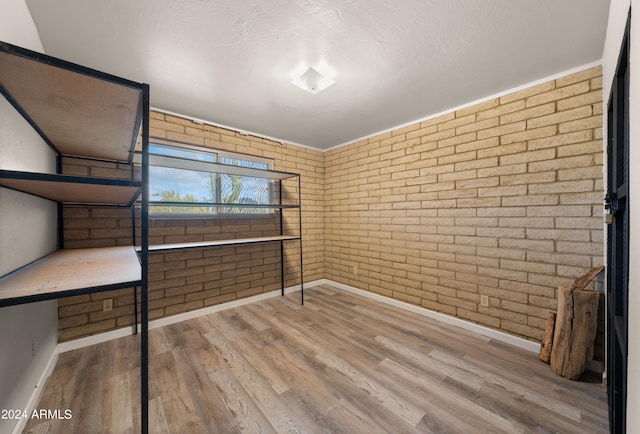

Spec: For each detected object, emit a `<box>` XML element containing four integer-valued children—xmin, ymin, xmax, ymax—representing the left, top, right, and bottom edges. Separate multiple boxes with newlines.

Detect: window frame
<box><xmin>147</xmin><ymin>139</ymin><xmax>275</xmax><ymax>219</ymax></box>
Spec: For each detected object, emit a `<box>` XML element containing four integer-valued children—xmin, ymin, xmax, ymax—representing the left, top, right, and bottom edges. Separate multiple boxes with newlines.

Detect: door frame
<box><xmin>606</xmin><ymin>11</ymin><xmax>631</xmax><ymax>434</ymax></box>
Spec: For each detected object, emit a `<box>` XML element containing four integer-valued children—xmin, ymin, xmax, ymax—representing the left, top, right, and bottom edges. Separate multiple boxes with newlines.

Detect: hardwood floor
<box><xmin>24</xmin><ymin>284</ymin><xmax>608</xmax><ymax>433</ymax></box>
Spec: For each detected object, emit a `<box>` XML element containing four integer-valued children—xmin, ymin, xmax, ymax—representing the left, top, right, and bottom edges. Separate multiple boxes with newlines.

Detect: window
<box><xmin>148</xmin><ymin>140</ymin><xmax>273</xmax><ymax>217</ymax></box>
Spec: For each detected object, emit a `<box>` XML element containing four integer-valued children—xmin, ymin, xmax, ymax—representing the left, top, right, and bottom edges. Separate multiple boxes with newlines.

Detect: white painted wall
<box><xmin>0</xmin><ymin>1</ymin><xmax>59</xmax><ymax>433</ymax></box>
<box><xmin>603</xmin><ymin>0</ymin><xmax>639</xmax><ymax>431</ymax></box>
<box><xmin>0</xmin><ymin>96</ymin><xmax>58</xmax><ymax>273</ymax></box>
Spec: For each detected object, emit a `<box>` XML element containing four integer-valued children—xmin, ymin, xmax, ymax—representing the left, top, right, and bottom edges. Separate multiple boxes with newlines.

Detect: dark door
<box><xmin>606</xmin><ymin>13</ymin><xmax>630</xmax><ymax>434</ymax></box>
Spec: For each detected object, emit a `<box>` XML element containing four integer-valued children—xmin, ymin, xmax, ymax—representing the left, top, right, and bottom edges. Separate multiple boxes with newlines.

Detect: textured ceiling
<box><xmin>25</xmin><ymin>0</ymin><xmax>610</xmax><ymax>150</ymax></box>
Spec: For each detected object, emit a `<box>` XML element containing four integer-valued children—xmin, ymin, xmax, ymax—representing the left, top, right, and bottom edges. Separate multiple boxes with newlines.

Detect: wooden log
<box><xmin>538</xmin><ymin>311</ymin><xmax>556</xmax><ymax>364</ymax></box>
<box><xmin>550</xmin><ymin>285</ymin><xmax>600</xmax><ymax>380</ymax></box>
<box><xmin>571</xmin><ymin>265</ymin><xmax>604</xmax><ymax>290</ymax></box>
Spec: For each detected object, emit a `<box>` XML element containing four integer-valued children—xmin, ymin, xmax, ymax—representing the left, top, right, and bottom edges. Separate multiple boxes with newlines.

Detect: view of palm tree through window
<box><xmin>148</xmin><ymin>144</ymin><xmax>272</xmax><ymax>216</ymax></box>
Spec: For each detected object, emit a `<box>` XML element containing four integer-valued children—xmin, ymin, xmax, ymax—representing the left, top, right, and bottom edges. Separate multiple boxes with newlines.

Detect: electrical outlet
<box><xmin>31</xmin><ymin>337</ymin><xmax>36</xmax><ymax>358</ymax></box>
<box><xmin>353</xmin><ymin>265</ymin><xmax>358</xmax><ymax>275</ymax></box>
<box><xmin>103</xmin><ymin>299</ymin><xmax>113</xmax><ymax>312</ymax></box>
<box><xmin>480</xmin><ymin>295</ymin><xmax>489</xmax><ymax>307</ymax></box>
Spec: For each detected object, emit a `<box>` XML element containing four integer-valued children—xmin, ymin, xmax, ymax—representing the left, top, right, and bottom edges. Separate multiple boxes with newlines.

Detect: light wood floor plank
<box><xmin>23</xmin><ymin>284</ymin><xmax>608</xmax><ymax>433</ymax></box>
<box><xmin>204</xmin><ymin>328</ymin><xmax>301</xmax><ymax>433</ymax></box>
<box><xmin>208</xmin><ymin>368</ymin><xmax>274</xmax><ymax>434</ymax></box>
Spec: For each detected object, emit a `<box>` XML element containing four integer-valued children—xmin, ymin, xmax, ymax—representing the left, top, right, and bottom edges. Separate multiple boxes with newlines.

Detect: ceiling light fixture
<box><xmin>291</xmin><ymin>66</ymin><xmax>336</xmax><ymax>94</ymax></box>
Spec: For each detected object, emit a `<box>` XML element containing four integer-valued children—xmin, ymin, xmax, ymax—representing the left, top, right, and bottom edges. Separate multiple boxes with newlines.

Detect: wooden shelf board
<box><xmin>0</xmin><ymin>246</ymin><xmax>141</xmax><ymax>306</ymax></box>
<box><xmin>0</xmin><ymin>47</ymin><xmax>142</xmax><ymax>162</ymax></box>
<box><xmin>0</xmin><ymin>170</ymin><xmax>141</xmax><ymax>205</ymax></box>
<box><xmin>141</xmin><ymin>235</ymin><xmax>301</xmax><ymax>252</ymax></box>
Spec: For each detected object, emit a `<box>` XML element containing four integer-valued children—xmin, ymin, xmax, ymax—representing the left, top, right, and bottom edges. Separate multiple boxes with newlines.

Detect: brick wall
<box><xmin>58</xmin><ymin>112</ymin><xmax>324</xmax><ymax>341</ymax></box>
<box><xmin>324</xmin><ymin>66</ymin><xmax>604</xmax><ymax>344</ymax></box>
<box><xmin>58</xmin><ymin>67</ymin><xmax>605</xmax><ymax>352</ymax></box>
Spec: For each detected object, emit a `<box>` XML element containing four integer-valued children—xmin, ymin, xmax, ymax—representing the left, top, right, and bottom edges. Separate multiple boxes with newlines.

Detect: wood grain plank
<box><xmin>209</xmin><ymin>369</ymin><xmax>276</xmax><ymax>434</ymax></box>
<box><xmin>146</xmin><ymin>236</ymin><xmax>300</xmax><ymax>252</ymax></box>
<box><xmin>101</xmin><ymin>373</ymin><xmax>135</xmax><ymax>434</ymax></box>
<box><xmin>23</xmin><ymin>284</ymin><xmax>608</xmax><ymax>433</ymax></box>
<box><xmin>0</xmin><ymin>50</ymin><xmax>141</xmax><ymax>162</ymax></box>
<box><xmin>0</xmin><ymin>173</ymin><xmax>140</xmax><ymax>205</ymax></box>
<box><xmin>204</xmin><ymin>328</ymin><xmax>303</xmax><ymax>433</ymax></box>
<box><xmin>0</xmin><ymin>246</ymin><xmax>140</xmax><ymax>303</ymax></box>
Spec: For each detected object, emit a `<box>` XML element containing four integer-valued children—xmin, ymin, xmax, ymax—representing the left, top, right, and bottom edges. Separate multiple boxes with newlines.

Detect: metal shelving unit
<box><xmin>0</xmin><ymin>41</ymin><xmax>150</xmax><ymax>433</ymax></box>
<box><xmin>145</xmin><ymin>163</ymin><xmax>305</xmax><ymax>304</ymax></box>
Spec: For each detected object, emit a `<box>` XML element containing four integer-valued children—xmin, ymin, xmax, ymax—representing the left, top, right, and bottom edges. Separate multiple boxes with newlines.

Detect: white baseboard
<box><xmin>58</xmin><ymin>282</ymin><xmax>311</xmax><ymax>354</ymax></box>
<box><xmin>317</xmin><ymin>279</ymin><xmax>540</xmax><ymax>354</ymax></box>
<box><xmin>325</xmin><ymin>280</ymin><xmax>609</xmax><ymax>374</ymax></box>
<box><xmin>11</xmin><ymin>346</ymin><xmax>60</xmax><ymax>434</ymax></box>
<box><xmin>59</xmin><ymin>278</ymin><xmax>603</xmax><ymax>370</ymax></box>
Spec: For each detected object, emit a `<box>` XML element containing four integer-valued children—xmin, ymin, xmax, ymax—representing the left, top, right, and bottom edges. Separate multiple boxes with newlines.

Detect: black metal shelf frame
<box><xmin>0</xmin><ymin>41</ymin><xmax>150</xmax><ymax>433</ymax></box>
<box><xmin>0</xmin><ymin>170</ymin><xmax>142</xmax><ymax>205</ymax></box>
<box><xmin>144</xmin><ymin>167</ymin><xmax>304</xmax><ymax>305</ymax></box>
<box><xmin>0</xmin><ymin>279</ymin><xmax>141</xmax><ymax>308</ymax></box>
